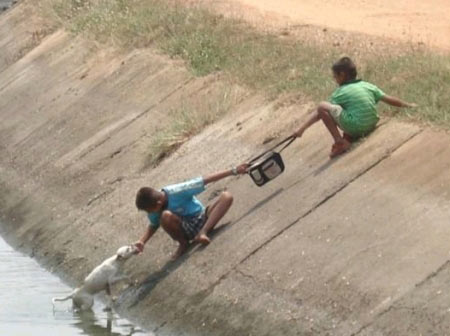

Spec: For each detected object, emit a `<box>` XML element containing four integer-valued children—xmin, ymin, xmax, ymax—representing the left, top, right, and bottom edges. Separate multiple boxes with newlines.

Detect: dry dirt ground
<box><xmin>203</xmin><ymin>0</ymin><xmax>450</xmax><ymax>51</ymax></box>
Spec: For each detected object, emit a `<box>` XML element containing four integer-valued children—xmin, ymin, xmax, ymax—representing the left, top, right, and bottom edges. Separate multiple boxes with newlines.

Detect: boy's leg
<box><xmin>160</xmin><ymin>210</ymin><xmax>189</xmax><ymax>259</ymax></box>
<box><xmin>295</xmin><ymin>102</ymin><xmax>344</xmax><ymax>141</ymax></box>
<box><xmin>294</xmin><ymin>108</ymin><xmax>320</xmax><ymax>137</ymax></box>
<box><xmin>316</xmin><ymin>102</ymin><xmax>351</xmax><ymax>157</ymax></box>
<box><xmin>194</xmin><ymin>191</ymin><xmax>233</xmax><ymax>245</ymax></box>
<box><xmin>317</xmin><ymin>102</ymin><xmax>343</xmax><ymax>142</ymax></box>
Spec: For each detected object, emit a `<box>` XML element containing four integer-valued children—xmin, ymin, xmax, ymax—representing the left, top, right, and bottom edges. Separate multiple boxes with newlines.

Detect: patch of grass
<box><xmin>146</xmin><ymin>92</ymin><xmax>232</xmax><ymax>166</ymax></box>
<box><xmin>42</xmin><ymin>0</ymin><xmax>450</xmax><ymax>128</ymax></box>
<box><xmin>41</xmin><ymin>0</ymin><xmax>339</xmax><ymax>98</ymax></box>
<box><xmin>364</xmin><ymin>53</ymin><xmax>450</xmax><ymax>125</ymax></box>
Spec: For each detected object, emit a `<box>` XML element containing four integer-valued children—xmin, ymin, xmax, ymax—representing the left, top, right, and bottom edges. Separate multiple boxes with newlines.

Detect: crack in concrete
<box><xmin>86</xmin><ymin>189</ymin><xmax>111</xmax><ymax>207</ymax></box>
<box><xmin>74</xmin><ymin>76</ymin><xmax>197</xmax><ymax>207</ymax></box>
<box><xmin>414</xmin><ymin>259</ymin><xmax>450</xmax><ymax>290</ymax></box>
<box><xmin>238</xmin><ymin>128</ymin><xmax>422</xmax><ymax>268</ymax></box>
<box><xmin>198</xmin><ymin>126</ymin><xmax>423</xmax><ymax>319</ymax></box>
<box><xmin>76</xmin><ymin>77</ymin><xmax>195</xmax><ymax>163</ymax></box>
<box><xmin>85</xmin><ymin>176</ymin><xmax>124</xmax><ymax>207</ymax></box>
<box><xmin>236</xmin><ymin>268</ymin><xmax>256</xmax><ymax>281</ymax></box>
<box><xmin>350</xmin><ymin>259</ymin><xmax>450</xmax><ymax>335</ymax></box>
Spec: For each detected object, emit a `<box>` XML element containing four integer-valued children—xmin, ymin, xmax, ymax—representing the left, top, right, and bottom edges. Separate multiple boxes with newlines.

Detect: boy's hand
<box><xmin>292</xmin><ymin>128</ymin><xmax>304</xmax><ymax>138</ymax></box>
<box><xmin>405</xmin><ymin>102</ymin><xmax>418</xmax><ymax>108</ymax></box>
<box><xmin>134</xmin><ymin>241</ymin><xmax>144</xmax><ymax>254</ymax></box>
<box><xmin>236</xmin><ymin>163</ymin><xmax>249</xmax><ymax>174</ymax></box>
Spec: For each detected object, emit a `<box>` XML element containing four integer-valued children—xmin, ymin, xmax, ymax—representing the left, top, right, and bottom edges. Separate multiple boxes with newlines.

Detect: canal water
<box><xmin>0</xmin><ymin>235</ymin><xmax>152</xmax><ymax>336</ymax></box>
<box><xmin>0</xmin><ymin>2</ymin><xmax>159</xmax><ymax>335</ymax></box>
<box><xmin>0</xmin><ymin>0</ymin><xmax>14</xmax><ymax>11</ymax></box>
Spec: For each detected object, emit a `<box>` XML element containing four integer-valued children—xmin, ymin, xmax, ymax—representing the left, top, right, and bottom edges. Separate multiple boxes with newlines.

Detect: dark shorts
<box><xmin>181</xmin><ymin>211</ymin><xmax>207</xmax><ymax>241</ymax></box>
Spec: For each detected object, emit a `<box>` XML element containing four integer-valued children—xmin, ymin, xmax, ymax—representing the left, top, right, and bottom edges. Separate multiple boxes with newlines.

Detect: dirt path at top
<box><xmin>207</xmin><ymin>0</ymin><xmax>450</xmax><ymax>51</ymax></box>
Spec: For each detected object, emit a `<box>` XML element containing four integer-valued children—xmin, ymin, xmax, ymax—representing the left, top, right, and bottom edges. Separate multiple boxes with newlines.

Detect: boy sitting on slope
<box><xmin>134</xmin><ymin>164</ymin><xmax>248</xmax><ymax>259</ymax></box>
<box><xmin>293</xmin><ymin>57</ymin><xmax>417</xmax><ymax>158</ymax></box>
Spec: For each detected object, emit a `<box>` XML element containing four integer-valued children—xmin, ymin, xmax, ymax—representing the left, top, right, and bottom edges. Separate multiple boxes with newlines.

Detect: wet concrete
<box><xmin>0</xmin><ymin>0</ymin><xmax>15</xmax><ymax>12</ymax></box>
<box><xmin>0</xmin><ymin>234</ymin><xmax>150</xmax><ymax>335</ymax></box>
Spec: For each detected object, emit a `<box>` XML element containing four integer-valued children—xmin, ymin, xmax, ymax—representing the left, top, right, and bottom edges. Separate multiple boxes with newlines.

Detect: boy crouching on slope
<box><xmin>293</xmin><ymin>57</ymin><xmax>417</xmax><ymax>158</ymax></box>
<box><xmin>134</xmin><ymin>164</ymin><xmax>248</xmax><ymax>259</ymax></box>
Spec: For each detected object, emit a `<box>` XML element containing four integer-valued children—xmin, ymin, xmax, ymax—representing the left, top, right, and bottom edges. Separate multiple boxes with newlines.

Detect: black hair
<box><xmin>135</xmin><ymin>187</ymin><xmax>159</xmax><ymax>210</ymax></box>
<box><xmin>332</xmin><ymin>57</ymin><xmax>357</xmax><ymax>80</ymax></box>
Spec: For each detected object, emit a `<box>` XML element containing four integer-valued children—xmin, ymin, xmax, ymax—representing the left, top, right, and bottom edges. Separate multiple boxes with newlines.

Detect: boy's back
<box><xmin>330</xmin><ymin>80</ymin><xmax>384</xmax><ymax>136</ymax></box>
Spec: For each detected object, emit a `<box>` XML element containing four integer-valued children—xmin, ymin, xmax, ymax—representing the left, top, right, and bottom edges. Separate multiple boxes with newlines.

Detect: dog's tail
<box><xmin>52</xmin><ymin>291</ymin><xmax>75</xmax><ymax>305</ymax></box>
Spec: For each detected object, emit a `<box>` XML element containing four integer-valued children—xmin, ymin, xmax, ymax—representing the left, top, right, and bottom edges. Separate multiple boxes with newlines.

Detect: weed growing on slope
<box><xmin>43</xmin><ymin>0</ymin><xmax>450</xmax><ymax>128</ymax></box>
<box><xmin>364</xmin><ymin>52</ymin><xmax>450</xmax><ymax>125</ymax></box>
<box><xmin>146</xmin><ymin>91</ymin><xmax>233</xmax><ymax>166</ymax></box>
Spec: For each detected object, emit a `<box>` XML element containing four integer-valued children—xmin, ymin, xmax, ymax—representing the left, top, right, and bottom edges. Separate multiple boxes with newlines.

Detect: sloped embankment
<box><xmin>2</xmin><ymin>3</ymin><xmax>450</xmax><ymax>336</ymax></box>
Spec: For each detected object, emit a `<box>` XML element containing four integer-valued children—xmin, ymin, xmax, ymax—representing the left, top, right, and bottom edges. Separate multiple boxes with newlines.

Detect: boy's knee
<box><xmin>318</xmin><ymin>101</ymin><xmax>330</xmax><ymax>108</ymax></box>
<box><xmin>220</xmin><ymin>191</ymin><xmax>233</xmax><ymax>205</ymax></box>
<box><xmin>160</xmin><ymin>210</ymin><xmax>176</xmax><ymax>224</ymax></box>
<box><xmin>317</xmin><ymin>102</ymin><xmax>330</xmax><ymax>114</ymax></box>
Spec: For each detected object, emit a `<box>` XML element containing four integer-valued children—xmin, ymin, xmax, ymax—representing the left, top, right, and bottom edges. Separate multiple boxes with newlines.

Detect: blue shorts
<box><xmin>181</xmin><ymin>212</ymin><xmax>207</xmax><ymax>241</ymax></box>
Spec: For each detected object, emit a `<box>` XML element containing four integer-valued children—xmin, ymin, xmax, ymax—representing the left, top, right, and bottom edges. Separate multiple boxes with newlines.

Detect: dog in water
<box><xmin>52</xmin><ymin>245</ymin><xmax>139</xmax><ymax>311</ymax></box>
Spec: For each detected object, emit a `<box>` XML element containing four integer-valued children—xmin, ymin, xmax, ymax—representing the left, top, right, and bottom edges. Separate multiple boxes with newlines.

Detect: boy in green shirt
<box><xmin>293</xmin><ymin>57</ymin><xmax>417</xmax><ymax>158</ymax></box>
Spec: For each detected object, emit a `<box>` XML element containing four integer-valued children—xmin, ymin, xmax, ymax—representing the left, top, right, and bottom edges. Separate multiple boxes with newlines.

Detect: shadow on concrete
<box><xmin>231</xmin><ymin>188</ymin><xmax>284</xmax><ymax>226</ymax></box>
<box><xmin>122</xmin><ymin>189</ymin><xmax>284</xmax><ymax>308</ymax></box>
<box><xmin>209</xmin><ymin>220</ymin><xmax>231</xmax><ymax>237</ymax></box>
<box><xmin>199</xmin><ymin>188</ymin><xmax>285</xmax><ymax>242</ymax></box>
<box><xmin>312</xmin><ymin>155</ymin><xmax>342</xmax><ymax>176</ymax></box>
<box><xmin>124</xmin><ymin>251</ymin><xmax>191</xmax><ymax>308</ymax></box>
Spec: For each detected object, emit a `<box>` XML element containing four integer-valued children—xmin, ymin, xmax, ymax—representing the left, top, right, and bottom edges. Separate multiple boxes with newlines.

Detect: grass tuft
<box><xmin>146</xmin><ymin>92</ymin><xmax>232</xmax><ymax>166</ymax></box>
<box><xmin>41</xmin><ymin>0</ymin><xmax>450</xmax><ymax>133</ymax></box>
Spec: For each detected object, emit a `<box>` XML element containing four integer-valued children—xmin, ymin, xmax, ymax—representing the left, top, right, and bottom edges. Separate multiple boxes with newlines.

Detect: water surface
<box><xmin>0</xmin><ymin>235</ymin><xmax>151</xmax><ymax>336</ymax></box>
<box><xmin>0</xmin><ymin>0</ymin><xmax>13</xmax><ymax>10</ymax></box>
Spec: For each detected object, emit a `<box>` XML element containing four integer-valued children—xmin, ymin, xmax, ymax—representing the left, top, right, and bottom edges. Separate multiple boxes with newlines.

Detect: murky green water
<box><xmin>0</xmin><ymin>235</ymin><xmax>152</xmax><ymax>336</ymax></box>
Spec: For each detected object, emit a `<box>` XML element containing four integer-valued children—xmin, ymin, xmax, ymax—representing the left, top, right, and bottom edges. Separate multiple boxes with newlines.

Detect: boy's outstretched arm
<box><xmin>203</xmin><ymin>163</ymin><xmax>249</xmax><ymax>185</ymax></box>
<box><xmin>134</xmin><ymin>226</ymin><xmax>156</xmax><ymax>253</ymax></box>
<box><xmin>380</xmin><ymin>95</ymin><xmax>417</xmax><ymax>108</ymax></box>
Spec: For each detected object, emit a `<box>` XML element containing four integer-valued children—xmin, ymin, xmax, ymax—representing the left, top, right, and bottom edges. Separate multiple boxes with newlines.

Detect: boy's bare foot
<box><xmin>194</xmin><ymin>233</ymin><xmax>211</xmax><ymax>245</ymax></box>
<box><xmin>172</xmin><ymin>242</ymin><xmax>189</xmax><ymax>260</ymax></box>
<box><xmin>330</xmin><ymin>139</ymin><xmax>351</xmax><ymax>158</ymax></box>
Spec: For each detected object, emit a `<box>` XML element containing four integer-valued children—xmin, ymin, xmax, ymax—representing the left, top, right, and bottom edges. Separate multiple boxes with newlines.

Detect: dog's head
<box><xmin>116</xmin><ymin>245</ymin><xmax>139</xmax><ymax>260</ymax></box>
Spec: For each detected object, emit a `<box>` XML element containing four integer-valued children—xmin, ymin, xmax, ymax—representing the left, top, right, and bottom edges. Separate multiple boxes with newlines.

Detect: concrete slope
<box><xmin>223</xmin><ymin>129</ymin><xmax>450</xmax><ymax>336</ymax></box>
<box><xmin>0</xmin><ymin>3</ymin><xmax>52</xmax><ymax>72</ymax></box>
<box><xmin>1</xmin><ymin>3</ymin><xmax>450</xmax><ymax>336</ymax></box>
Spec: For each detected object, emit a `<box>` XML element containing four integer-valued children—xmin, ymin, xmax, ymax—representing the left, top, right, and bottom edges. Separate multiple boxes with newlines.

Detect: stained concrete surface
<box><xmin>1</xmin><ymin>2</ymin><xmax>450</xmax><ymax>336</ymax></box>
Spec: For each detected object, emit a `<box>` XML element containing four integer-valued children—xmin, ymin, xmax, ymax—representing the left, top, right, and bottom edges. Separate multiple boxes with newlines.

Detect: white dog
<box><xmin>52</xmin><ymin>245</ymin><xmax>138</xmax><ymax>311</ymax></box>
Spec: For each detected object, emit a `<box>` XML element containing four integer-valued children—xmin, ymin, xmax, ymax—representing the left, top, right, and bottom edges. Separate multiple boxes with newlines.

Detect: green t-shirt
<box><xmin>330</xmin><ymin>80</ymin><xmax>385</xmax><ymax>137</ymax></box>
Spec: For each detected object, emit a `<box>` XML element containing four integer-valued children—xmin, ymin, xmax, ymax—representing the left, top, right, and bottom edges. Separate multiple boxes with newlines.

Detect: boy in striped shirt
<box><xmin>293</xmin><ymin>57</ymin><xmax>416</xmax><ymax>158</ymax></box>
